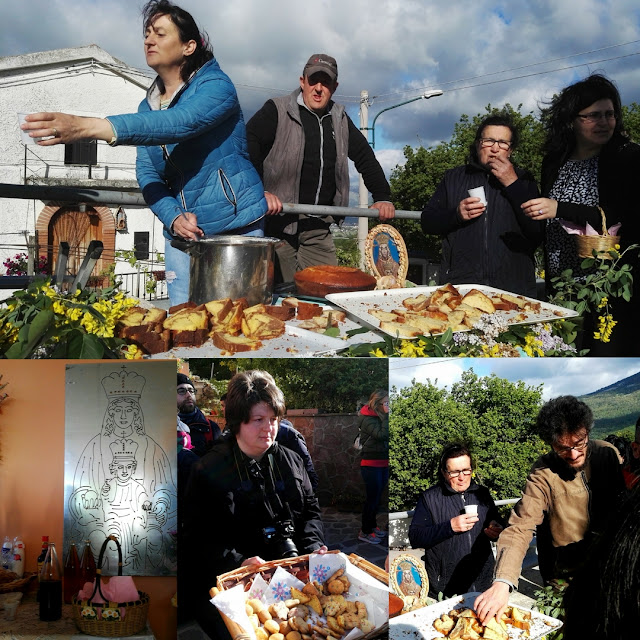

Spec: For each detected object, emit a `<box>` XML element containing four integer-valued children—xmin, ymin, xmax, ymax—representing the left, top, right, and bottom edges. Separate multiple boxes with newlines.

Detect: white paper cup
<box><xmin>4</xmin><ymin>600</ymin><xmax>18</xmax><ymax>621</ymax></box>
<box><xmin>17</xmin><ymin>112</ymin><xmax>44</xmax><ymax>144</ymax></box>
<box><xmin>464</xmin><ymin>504</ymin><xmax>478</xmax><ymax>515</ymax></box>
<box><xmin>467</xmin><ymin>186</ymin><xmax>487</xmax><ymax>206</ymax></box>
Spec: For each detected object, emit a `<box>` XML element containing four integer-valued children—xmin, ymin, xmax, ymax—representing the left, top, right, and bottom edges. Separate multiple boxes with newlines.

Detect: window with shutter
<box><xmin>64</xmin><ymin>140</ymin><xmax>97</xmax><ymax>166</ymax></box>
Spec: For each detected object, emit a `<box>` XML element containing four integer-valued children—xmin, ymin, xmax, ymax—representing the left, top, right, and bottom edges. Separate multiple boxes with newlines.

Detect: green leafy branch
<box><xmin>0</xmin><ymin>279</ymin><xmax>136</xmax><ymax>359</ymax></box>
<box><xmin>534</xmin><ymin>579</ymin><xmax>568</xmax><ymax>640</ymax></box>
<box><xmin>549</xmin><ymin>244</ymin><xmax>639</xmax><ymax>344</ymax></box>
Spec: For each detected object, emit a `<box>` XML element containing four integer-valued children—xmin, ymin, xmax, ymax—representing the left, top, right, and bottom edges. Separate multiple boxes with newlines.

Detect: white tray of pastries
<box><xmin>327</xmin><ymin>284</ymin><xmax>578</xmax><ymax>339</ymax></box>
<box><xmin>118</xmin><ymin>297</ymin><xmax>349</xmax><ymax>357</ymax></box>
<box><xmin>389</xmin><ymin>592</ymin><xmax>562</xmax><ymax>640</ymax></box>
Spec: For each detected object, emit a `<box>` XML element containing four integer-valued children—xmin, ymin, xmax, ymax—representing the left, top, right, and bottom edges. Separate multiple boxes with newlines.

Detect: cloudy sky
<box><xmin>2</xmin><ymin>0</ymin><xmax>639</xmax><ymax>192</ymax></box>
<box><xmin>389</xmin><ymin>358</ymin><xmax>640</xmax><ymax>400</ymax></box>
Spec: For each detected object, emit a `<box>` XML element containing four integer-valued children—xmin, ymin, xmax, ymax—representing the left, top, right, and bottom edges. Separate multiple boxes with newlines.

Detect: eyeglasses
<box><xmin>446</xmin><ymin>468</ymin><xmax>472</xmax><ymax>478</ymax></box>
<box><xmin>576</xmin><ymin>110</ymin><xmax>616</xmax><ymax>123</ymax></box>
<box><xmin>478</xmin><ymin>138</ymin><xmax>512</xmax><ymax>150</ymax></box>
<box><xmin>382</xmin><ymin>400</ymin><xmax>390</xmax><ymax>407</ymax></box>
<box><xmin>177</xmin><ymin>387</ymin><xmax>196</xmax><ymax>396</ymax></box>
<box><xmin>553</xmin><ymin>437</ymin><xmax>589</xmax><ymax>456</ymax></box>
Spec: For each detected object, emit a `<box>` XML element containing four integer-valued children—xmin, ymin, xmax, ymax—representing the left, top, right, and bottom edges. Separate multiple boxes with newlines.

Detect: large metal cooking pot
<box><xmin>171</xmin><ymin>236</ymin><xmax>281</xmax><ymax>306</ymax></box>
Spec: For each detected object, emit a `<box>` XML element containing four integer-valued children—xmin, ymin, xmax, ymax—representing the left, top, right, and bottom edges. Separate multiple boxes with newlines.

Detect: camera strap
<box><xmin>233</xmin><ymin>445</ymin><xmax>291</xmax><ymax>523</ymax></box>
<box><xmin>263</xmin><ymin>452</ymin><xmax>294</xmax><ymax>522</ymax></box>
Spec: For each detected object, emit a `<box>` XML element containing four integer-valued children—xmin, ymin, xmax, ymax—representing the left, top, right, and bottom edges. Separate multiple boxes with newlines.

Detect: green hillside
<box><xmin>578</xmin><ymin>371</ymin><xmax>640</xmax><ymax>439</ymax></box>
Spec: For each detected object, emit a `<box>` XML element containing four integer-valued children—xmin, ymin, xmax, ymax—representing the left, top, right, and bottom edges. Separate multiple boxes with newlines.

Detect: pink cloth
<box><xmin>77</xmin><ymin>580</ymin><xmax>104</xmax><ymax>602</ymax></box>
<box><xmin>77</xmin><ymin>576</ymin><xmax>138</xmax><ymax>603</ymax></box>
<box><xmin>559</xmin><ymin>219</ymin><xmax>621</xmax><ymax>236</ymax></box>
<box><xmin>102</xmin><ymin>576</ymin><xmax>139</xmax><ymax>602</ymax></box>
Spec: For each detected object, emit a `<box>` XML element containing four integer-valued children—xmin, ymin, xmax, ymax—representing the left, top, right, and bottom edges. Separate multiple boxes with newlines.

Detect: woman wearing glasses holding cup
<box><xmin>521</xmin><ymin>74</ymin><xmax>640</xmax><ymax>355</ymax></box>
<box><xmin>408</xmin><ymin>443</ymin><xmax>503</xmax><ymax>599</ymax></box>
<box><xmin>421</xmin><ymin>114</ymin><xmax>543</xmax><ymax>298</ymax></box>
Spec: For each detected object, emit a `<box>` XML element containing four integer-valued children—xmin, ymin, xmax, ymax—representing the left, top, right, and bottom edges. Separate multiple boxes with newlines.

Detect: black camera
<box><xmin>262</xmin><ymin>520</ymin><xmax>298</xmax><ymax>558</ymax></box>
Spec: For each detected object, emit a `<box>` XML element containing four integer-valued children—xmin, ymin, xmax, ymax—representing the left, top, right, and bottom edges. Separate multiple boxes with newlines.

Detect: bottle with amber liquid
<box><xmin>79</xmin><ymin>540</ymin><xmax>96</xmax><ymax>586</ymax></box>
<box><xmin>63</xmin><ymin>542</ymin><xmax>81</xmax><ymax>604</ymax></box>
<box><xmin>39</xmin><ymin>542</ymin><xmax>62</xmax><ymax>621</ymax></box>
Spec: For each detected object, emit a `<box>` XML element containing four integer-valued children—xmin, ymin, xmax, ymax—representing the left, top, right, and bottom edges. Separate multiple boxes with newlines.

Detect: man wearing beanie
<box><xmin>246</xmin><ymin>53</ymin><xmax>395</xmax><ymax>283</ymax></box>
<box><xmin>177</xmin><ymin>373</ymin><xmax>221</xmax><ymax>457</ymax></box>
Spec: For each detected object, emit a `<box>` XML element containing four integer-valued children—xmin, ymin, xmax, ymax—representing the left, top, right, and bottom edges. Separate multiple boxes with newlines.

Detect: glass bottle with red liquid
<box><xmin>63</xmin><ymin>541</ymin><xmax>81</xmax><ymax>604</ymax></box>
<box><xmin>39</xmin><ymin>541</ymin><xmax>62</xmax><ymax>621</ymax></box>
<box><xmin>79</xmin><ymin>539</ymin><xmax>96</xmax><ymax>587</ymax></box>
<box><xmin>35</xmin><ymin>535</ymin><xmax>49</xmax><ymax>602</ymax></box>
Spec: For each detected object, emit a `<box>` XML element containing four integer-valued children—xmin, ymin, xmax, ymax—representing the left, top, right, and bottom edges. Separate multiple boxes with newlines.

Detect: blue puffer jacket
<box><xmin>107</xmin><ymin>59</ymin><xmax>267</xmax><ymax>238</ymax></box>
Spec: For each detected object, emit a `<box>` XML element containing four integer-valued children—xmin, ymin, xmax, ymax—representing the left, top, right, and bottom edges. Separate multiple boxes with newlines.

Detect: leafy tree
<box><xmin>389</xmin><ymin>370</ymin><xmax>547</xmax><ymax>512</ymax></box>
<box><xmin>622</xmin><ymin>102</ymin><xmax>640</xmax><ymax>143</ymax></box>
<box><xmin>187</xmin><ymin>358</ymin><xmax>388</xmax><ymax>413</ymax></box>
<box><xmin>263</xmin><ymin>360</ymin><xmax>388</xmax><ymax>412</ymax></box>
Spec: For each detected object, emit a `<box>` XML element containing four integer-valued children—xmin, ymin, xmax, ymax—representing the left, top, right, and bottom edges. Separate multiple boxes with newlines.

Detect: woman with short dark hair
<box><xmin>181</xmin><ymin>370</ymin><xmax>326</xmax><ymax>638</ymax></box>
<box><xmin>421</xmin><ymin>112</ymin><xmax>543</xmax><ymax>297</ymax></box>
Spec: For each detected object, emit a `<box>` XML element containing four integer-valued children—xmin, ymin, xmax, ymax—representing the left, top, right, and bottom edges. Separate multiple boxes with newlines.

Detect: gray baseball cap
<box><xmin>303</xmin><ymin>54</ymin><xmax>338</xmax><ymax>82</ymax></box>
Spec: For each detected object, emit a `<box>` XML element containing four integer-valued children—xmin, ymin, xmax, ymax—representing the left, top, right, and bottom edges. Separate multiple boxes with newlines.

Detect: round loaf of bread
<box><xmin>389</xmin><ymin>593</ymin><xmax>404</xmax><ymax>618</ymax></box>
<box><xmin>294</xmin><ymin>265</ymin><xmax>376</xmax><ymax>298</ymax></box>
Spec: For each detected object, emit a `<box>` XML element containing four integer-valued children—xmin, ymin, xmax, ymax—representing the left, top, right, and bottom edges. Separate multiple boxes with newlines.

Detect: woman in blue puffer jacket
<box><xmin>21</xmin><ymin>0</ymin><xmax>267</xmax><ymax>305</ymax></box>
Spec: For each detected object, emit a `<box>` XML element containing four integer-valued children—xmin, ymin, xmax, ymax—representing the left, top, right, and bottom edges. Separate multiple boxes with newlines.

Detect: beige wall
<box><xmin>0</xmin><ymin>361</ymin><xmax>176</xmax><ymax>640</ymax></box>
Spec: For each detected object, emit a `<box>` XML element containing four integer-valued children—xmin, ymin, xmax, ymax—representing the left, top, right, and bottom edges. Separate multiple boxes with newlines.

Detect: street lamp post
<box><xmin>357</xmin><ymin>89</ymin><xmax>443</xmax><ymax>268</ymax></box>
<box><xmin>364</xmin><ymin>90</ymin><xmax>444</xmax><ymax>148</ymax></box>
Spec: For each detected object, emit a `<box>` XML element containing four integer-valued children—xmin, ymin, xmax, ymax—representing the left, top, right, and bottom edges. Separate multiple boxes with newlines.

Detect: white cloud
<box><xmin>390</xmin><ymin>359</ymin><xmax>467</xmax><ymax>394</ymax></box>
<box><xmin>1</xmin><ymin>0</ymin><xmax>638</xmax><ymax>207</ymax></box>
<box><xmin>2</xmin><ymin>0</ymin><xmax>638</xmax><ymax>152</ymax></box>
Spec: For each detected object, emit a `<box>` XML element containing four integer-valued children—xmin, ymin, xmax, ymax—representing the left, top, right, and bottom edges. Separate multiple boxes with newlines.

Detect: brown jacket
<box><xmin>494</xmin><ymin>440</ymin><xmax>624</xmax><ymax>586</ymax></box>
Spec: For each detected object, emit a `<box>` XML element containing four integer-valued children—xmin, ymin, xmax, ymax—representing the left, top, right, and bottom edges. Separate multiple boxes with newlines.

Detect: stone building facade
<box><xmin>0</xmin><ymin>45</ymin><xmax>166</xmax><ymax>299</ymax></box>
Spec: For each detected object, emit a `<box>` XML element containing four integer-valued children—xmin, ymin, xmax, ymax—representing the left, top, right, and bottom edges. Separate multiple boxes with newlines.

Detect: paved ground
<box><xmin>321</xmin><ymin>506</ymin><xmax>388</xmax><ymax>569</ymax></box>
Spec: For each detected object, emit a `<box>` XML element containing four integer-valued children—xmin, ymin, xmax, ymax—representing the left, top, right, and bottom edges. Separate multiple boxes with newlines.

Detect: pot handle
<box><xmin>170</xmin><ymin>238</ymin><xmax>197</xmax><ymax>255</ymax></box>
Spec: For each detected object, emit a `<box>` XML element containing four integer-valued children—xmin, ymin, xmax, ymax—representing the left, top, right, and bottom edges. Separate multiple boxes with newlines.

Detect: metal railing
<box><xmin>0</xmin><ymin>181</ymin><xmax>424</xmax><ymax>295</ymax></box>
<box><xmin>80</xmin><ymin>270</ymin><xmax>168</xmax><ymax>301</ymax></box>
<box><xmin>0</xmin><ymin>183</ymin><xmax>423</xmax><ymax>219</ymax></box>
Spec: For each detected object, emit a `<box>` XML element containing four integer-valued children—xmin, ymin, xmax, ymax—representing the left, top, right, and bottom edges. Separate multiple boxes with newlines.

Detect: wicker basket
<box><xmin>213</xmin><ymin>550</ymin><xmax>388</xmax><ymax>640</ymax></box>
<box><xmin>575</xmin><ymin>207</ymin><xmax>619</xmax><ymax>259</ymax></box>
<box><xmin>0</xmin><ymin>572</ymin><xmax>35</xmax><ymax>594</ymax></box>
<box><xmin>71</xmin><ymin>535</ymin><xmax>150</xmax><ymax>637</ymax></box>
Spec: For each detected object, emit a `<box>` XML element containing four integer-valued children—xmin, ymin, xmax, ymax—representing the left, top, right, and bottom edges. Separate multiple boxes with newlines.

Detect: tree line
<box><xmin>187</xmin><ymin>358</ymin><xmax>389</xmax><ymax>414</ymax></box>
<box><xmin>389</xmin><ymin>370</ymin><xmax>549</xmax><ymax>512</ymax></box>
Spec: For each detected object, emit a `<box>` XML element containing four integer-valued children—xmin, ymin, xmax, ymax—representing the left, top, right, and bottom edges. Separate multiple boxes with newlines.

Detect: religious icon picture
<box><xmin>390</xmin><ymin>553</ymin><xmax>429</xmax><ymax>612</ymax></box>
<box><xmin>63</xmin><ymin>362</ymin><xmax>177</xmax><ymax>576</ymax></box>
<box><xmin>364</xmin><ymin>224</ymin><xmax>408</xmax><ymax>286</ymax></box>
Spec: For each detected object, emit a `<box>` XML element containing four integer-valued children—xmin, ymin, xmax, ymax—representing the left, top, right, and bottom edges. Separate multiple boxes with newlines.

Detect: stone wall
<box><xmin>287</xmin><ymin>410</ymin><xmax>387</xmax><ymax>510</ymax></box>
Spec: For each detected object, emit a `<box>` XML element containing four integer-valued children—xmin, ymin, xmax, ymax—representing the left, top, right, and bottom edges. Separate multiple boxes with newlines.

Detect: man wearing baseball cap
<box><xmin>247</xmin><ymin>53</ymin><xmax>395</xmax><ymax>283</ymax></box>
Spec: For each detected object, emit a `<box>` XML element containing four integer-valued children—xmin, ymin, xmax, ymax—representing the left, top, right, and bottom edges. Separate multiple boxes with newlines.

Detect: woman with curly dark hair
<box><xmin>520</xmin><ymin>74</ymin><xmax>640</xmax><ymax>355</ymax></box>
